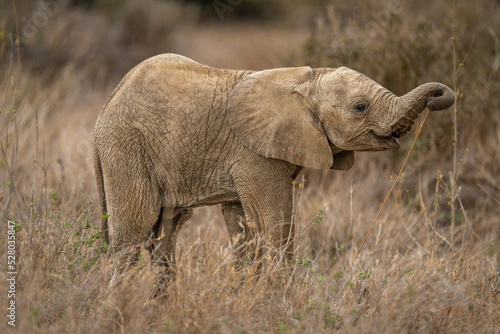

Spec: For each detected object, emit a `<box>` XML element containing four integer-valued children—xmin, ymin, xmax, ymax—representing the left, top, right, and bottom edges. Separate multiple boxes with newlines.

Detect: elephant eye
<box><xmin>354</xmin><ymin>103</ymin><xmax>368</xmax><ymax>112</ymax></box>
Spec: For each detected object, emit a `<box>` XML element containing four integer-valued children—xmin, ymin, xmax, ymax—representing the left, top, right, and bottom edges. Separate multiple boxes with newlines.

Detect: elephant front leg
<box><xmin>233</xmin><ymin>164</ymin><xmax>296</xmax><ymax>264</ymax></box>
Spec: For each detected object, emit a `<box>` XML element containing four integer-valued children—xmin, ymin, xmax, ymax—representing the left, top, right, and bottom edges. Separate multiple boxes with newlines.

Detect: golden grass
<box><xmin>1</xmin><ymin>0</ymin><xmax>499</xmax><ymax>332</ymax></box>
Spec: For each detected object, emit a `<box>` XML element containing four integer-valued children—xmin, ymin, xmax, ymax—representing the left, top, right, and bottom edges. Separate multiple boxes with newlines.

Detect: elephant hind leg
<box><xmin>151</xmin><ymin>208</ymin><xmax>193</xmax><ymax>268</ymax></box>
<box><xmin>103</xmin><ymin>180</ymin><xmax>163</xmax><ymax>268</ymax></box>
<box><xmin>105</xmin><ymin>186</ymin><xmax>162</xmax><ymax>250</ymax></box>
<box><xmin>103</xmin><ymin>204</ymin><xmax>161</xmax><ymax>274</ymax></box>
<box><xmin>100</xmin><ymin>138</ymin><xmax>165</xmax><ymax>252</ymax></box>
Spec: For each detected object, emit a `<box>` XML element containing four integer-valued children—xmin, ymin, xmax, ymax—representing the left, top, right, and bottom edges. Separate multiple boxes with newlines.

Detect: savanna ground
<box><xmin>1</xmin><ymin>0</ymin><xmax>499</xmax><ymax>332</ymax></box>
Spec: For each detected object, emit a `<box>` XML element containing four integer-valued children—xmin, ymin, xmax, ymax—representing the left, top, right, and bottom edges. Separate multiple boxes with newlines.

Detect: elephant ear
<box><xmin>227</xmin><ymin>67</ymin><xmax>333</xmax><ymax>169</ymax></box>
<box><xmin>331</xmin><ymin>150</ymin><xmax>355</xmax><ymax>170</ymax></box>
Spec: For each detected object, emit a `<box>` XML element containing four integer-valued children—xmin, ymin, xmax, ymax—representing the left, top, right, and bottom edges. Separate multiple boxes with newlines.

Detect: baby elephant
<box><xmin>94</xmin><ymin>54</ymin><xmax>454</xmax><ymax>269</ymax></box>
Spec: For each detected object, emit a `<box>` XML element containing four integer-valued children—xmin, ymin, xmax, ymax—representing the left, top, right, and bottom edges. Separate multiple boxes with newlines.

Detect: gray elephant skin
<box><xmin>94</xmin><ymin>54</ymin><xmax>454</xmax><ymax>268</ymax></box>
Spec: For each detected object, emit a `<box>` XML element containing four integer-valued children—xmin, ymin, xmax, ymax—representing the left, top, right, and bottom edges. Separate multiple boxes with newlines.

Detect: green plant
<box><xmin>310</xmin><ymin>210</ymin><xmax>323</xmax><ymax>226</ymax></box>
<box><xmin>296</xmin><ymin>258</ymin><xmax>312</xmax><ymax>265</ymax></box>
<box><xmin>358</xmin><ymin>271</ymin><xmax>371</xmax><ymax>280</ymax></box>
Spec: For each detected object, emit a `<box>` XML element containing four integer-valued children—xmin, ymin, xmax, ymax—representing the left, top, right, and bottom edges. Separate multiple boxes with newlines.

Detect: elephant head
<box><xmin>227</xmin><ymin>66</ymin><xmax>455</xmax><ymax>170</ymax></box>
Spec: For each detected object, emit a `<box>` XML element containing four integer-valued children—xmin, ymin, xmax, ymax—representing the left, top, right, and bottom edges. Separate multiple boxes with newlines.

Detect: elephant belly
<box><xmin>161</xmin><ymin>170</ymin><xmax>239</xmax><ymax>208</ymax></box>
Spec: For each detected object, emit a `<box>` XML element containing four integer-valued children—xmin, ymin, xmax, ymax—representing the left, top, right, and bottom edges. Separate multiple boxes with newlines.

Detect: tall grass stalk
<box><xmin>1</xmin><ymin>0</ymin><xmax>22</xmax><ymax>224</ymax></box>
<box><xmin>450</xmin><ymin>0</ymin><xmax>474</xmax><ymax>249</ymax></box>
<box><xmin>352</xmin><ymin>109</ymin><xmax>431</xmax><ymax>265</ymax></box>
<box><xmin>450</xmin><ymin>0</ymin><xmax>458</xmax><ymax>248</ymax></box>
<box><xmin>29</xmin><ymin>109</ymin><xmax>38</xmax><ymax>223</ymax></box>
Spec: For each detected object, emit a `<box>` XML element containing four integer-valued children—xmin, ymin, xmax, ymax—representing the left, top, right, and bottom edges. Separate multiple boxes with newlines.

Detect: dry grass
<box><xmin>1</xmin><ymin>0</ymin><xmax>499</xmax><ymax>333</ymax></box>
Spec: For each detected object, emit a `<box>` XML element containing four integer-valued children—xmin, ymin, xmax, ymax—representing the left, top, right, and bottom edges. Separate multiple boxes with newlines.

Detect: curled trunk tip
<box><xmin>426</xmin><ymin>85</ymin><xmax>455</xmax><ymax>111</ymax></box>
<box><xmin>400</xmin><ymin>82</ymin><xmax>455</xmax><ymax>114</ymax></box>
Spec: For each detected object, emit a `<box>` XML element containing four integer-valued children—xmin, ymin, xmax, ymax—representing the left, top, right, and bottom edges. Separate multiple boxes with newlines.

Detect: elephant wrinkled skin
<box><xmin>94</xmin><ymin>54</ymin><xmax>454</xmax><ymax>268</ymax></box>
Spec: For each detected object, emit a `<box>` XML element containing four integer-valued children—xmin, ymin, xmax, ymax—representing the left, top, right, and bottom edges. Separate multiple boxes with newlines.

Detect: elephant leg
<box><xmin>221</xmin><ymin>202</ymin><xmax>253</xmax><ymax>265</ymax></box>
<box><xmin>105</xmin><ymin>186</ymin><xmax>162</xmax><ymax>261</ymax></box>
<box><xmin>233</xmin><ymin>163</ymin><xmax>295</xmax><ymax>263</ymax></box>
<box><xmin>152</xmin><ymin>208</ymin><xmax>193</xmax><ymax>269</ymax></box>
<box><xmin>100</xmin><ymin>142</ymin><xmax>163</xmax><ymax>256</ymax></box>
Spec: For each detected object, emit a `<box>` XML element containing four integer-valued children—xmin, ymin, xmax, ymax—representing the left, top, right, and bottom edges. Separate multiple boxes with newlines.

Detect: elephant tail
<box><xmin>94</xmin><ymin>146</ymin><xmax>110</xmax><ymax>249</ymax></box>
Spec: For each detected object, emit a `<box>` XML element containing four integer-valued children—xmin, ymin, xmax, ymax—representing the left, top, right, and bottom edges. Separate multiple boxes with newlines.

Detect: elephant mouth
<box><xmin>327</xmin><ymin>139</ymin><xmax>344</xmax><ymax>154</ymax></box>
<box><xmin>371</xmin><ymin>130</ymin><xmax>401</xmax><ymax>149</ymax></box>
<box><xmin>372</xmin><ymin>120</ymin><xmax>415</xmax><ymax>149</ymax></box>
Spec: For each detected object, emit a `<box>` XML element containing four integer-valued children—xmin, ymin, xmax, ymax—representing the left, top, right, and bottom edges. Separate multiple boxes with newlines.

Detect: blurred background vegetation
<box><xmin>0</xmin><ymin>0</ymin><xmax>499</xmax><ymax>332</ymax></box>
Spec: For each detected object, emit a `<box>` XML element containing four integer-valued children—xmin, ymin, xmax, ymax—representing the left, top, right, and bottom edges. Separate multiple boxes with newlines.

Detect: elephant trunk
<box><xmin>392</xmin><ymin>83</ymin><xmax>455</xmax><ymax>138</ymax></box>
